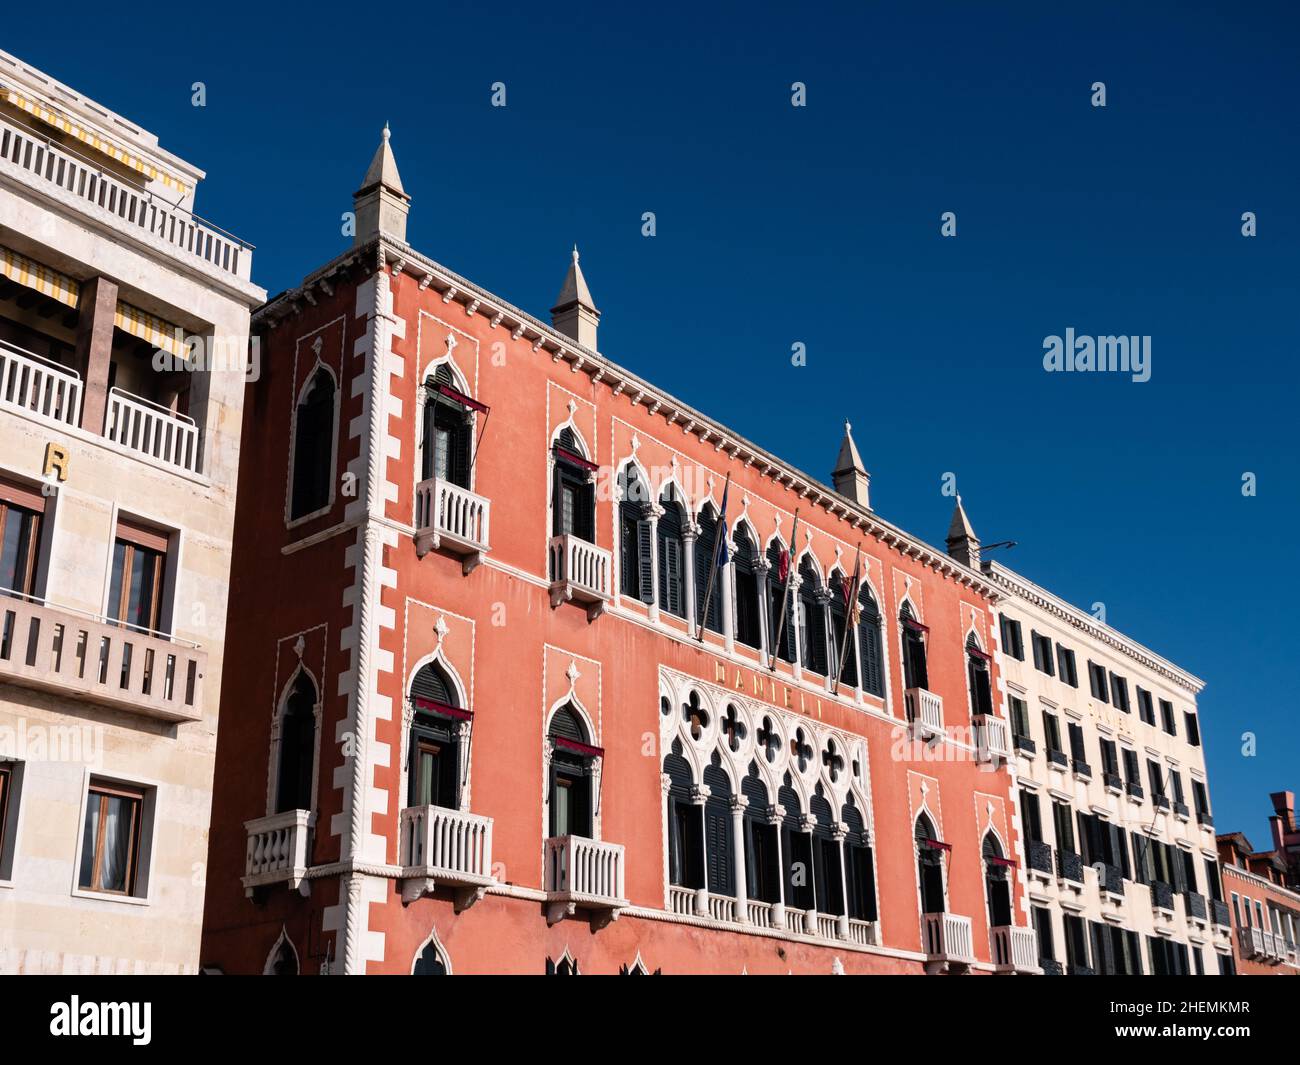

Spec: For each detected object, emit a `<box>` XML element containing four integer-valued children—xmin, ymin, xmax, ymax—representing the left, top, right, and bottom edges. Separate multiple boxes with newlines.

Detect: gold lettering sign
<box><xmin>43</xmin><ymin>442</ymin><xmax>70</xmax><ymax>482</ymax></box>
<box><xmin>707</xmin><ymin>658</ymin><xmax>822</xmax><ymax>719</ymax></box>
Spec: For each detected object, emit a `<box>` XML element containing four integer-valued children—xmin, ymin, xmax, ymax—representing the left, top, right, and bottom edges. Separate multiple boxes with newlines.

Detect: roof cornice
<box><xmin>983</xmin><ymin>561</ymin><xmax>1205</xmax><ymax>695</ymax></box>
<box><xmin>255</xmin><ymin>236</ymin><xmax>1004</xmax><ymax>603</ymax></box>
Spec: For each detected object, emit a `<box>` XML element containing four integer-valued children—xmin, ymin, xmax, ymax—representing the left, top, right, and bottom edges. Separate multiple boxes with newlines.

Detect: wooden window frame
<box><xmin>0</xmin><ymin>763</ymin><xmax>10</xmax><ymax>862</ymax></box>
<box><xmin>79</xmin><ymin>781</ymin><xmax>145</xmax><ymax>896</ymax></box>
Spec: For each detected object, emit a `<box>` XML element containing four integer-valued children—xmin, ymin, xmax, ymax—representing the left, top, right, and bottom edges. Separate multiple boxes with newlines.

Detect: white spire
<box><xmin>551</xmin><ymin>244</ymin><xmax>600</xmax><ymax>349</ymax></box>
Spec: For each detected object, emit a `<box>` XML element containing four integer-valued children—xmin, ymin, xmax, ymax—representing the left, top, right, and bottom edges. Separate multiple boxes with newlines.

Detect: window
<box><xmin>900</xmin><ymin>603</ymin><xmax>929</xmax><ymax>690</ymax></box>
<box><xmin>275</xmin><ymin>672</ymin><xmax>318</xmax><ymax>813</ymax></box>
<box><xmin>914</xmin><ymin>814</ymin><xmax>946</xmax><ymax>914</ymax></box>
<box><xmin>741</xmin><ymin>763</ymin><xmax>780</xmax><ymax>903</ymax></box>
<box><xmin>1067</xmin><ymin>721</ymin><xmax>1090</xmax><ymax>774</ymax></box>
<box><xmin>408</xmin><ymin>662</ymin><xmax>464</xmax><ymax>810</ymax></box>
<box><xmin>1008</xmin><ymin>695</ymin><xmax>1031</xmax><ymax>746</ymax></box>
<box><xmin>1099</xmin><ymin>737</ymin><xmax>1119</xmax><ymax>782</ymax></box>
<box><xmin>664</xmin><ymin>745</ymin><xmax>703</xmax><ymax>889</ymax></box>
<box><xmin>1063</xmin><ymin>914</ymin><xmax>1090</xmax><ymax>974</ymax></box>
<box><xmin>552</xmin><ymin>429</ymin><xmax>595</xmax><ymax>543</ymax></box>
<box><xmin>1032</xmin><ymin>905</ymin><xmax>1055</xmax><ymax>964</ymax></box>
<box><xmin>0</xmin><ymin>761</ymin><xmax>17</xmax><ymax>878</ymax></box>
<box><xmin>966</xmin><ymin>635</ymin><xmax>993</xmax><ymax>719</ymax></box>
<box><xmin>1184</xmin><ymin>712</ymin><xmax>1200</xmax><ymax>746</ymax></box>
<box><xmin>1087</xmin><ymin>661</ymin><xmax>1108</xmax><ymax>702</ymax></box>
<box><xmin>1193</xmin><ymin>780</ymin><xmax>1211</xmax><ymax>822</ymax></box>
<box><xmin>1042</xmin><ymin>711</ymin><xmax>1066</xmax><ymax>765</ymax></box>
<box><xmin>1159</xmin><ymin>699</ymin><xmax>1177</xmax><ymax>737</ymax></box>
<box><xmin>656</xmin><ymin>485</ymin><xmax>686</xmax><ymax>618</ymax></box>
<box><xmin>999</xmin><ymin>615</ymin><xmax>1023</xmax><ymax>660</ymax></box>
<box><xmin>1121</xmin><ymin>747</ymin><xmax>1141</xmax><ymax>794</ymax></box>
<box><xmin>548</xmin><ymin>704</ymin><xmax>594</xmax><ymax>838</ymax></box>
<box><xmin>1030</xmin><ymin>631</ymin><xmax>1054</xmax><ymax>676</ymax></box>
<box><xmin>108</xmin><ymin>518</ymin><xmax>170</xmax><ymax>635</ymax></box>
<box><xmin>1136</xmin><ymin>686</ymin><xmax>1155</xmax><ymax>725</ymax></box>
<box><xmin>413</xmin><ymin>940</ymin><xmax>448</xmax><ymax>975</ymax></box>
<box><xmin>766</xmin><ymin>541</ymin><xmax>795</xmax><ymax>664</ymax></box>
<box><xmin>79</xmin><ymin>780</ymin><xmax>146</xmax><ymax>896</ymax></box>
<box><xmin>828</xmin><ymin>572</ymin><xmax>855</xmax><ymax>687</ymax></box>
<box><xmin>842</xmin><ymin>797</ymin><xmax>876</xmax><ymax>921</ymax></box>
<box><xmin>983</xmin><ymin>833</ymin><xmax>1012</xmax><ymax>928</ymax></box>
<box><xmin>1056</xmin><ymin>644</ymin><xmax>1078</xmax><ymax>687</ymax></box>
<box><xmin>1109</xmin><ymin>673</ymin><xmax>1129</xmax><ymax>713</ymax></box>
<box><xmin>1147</xmin><ymin>760</ymin><xmax>1166</xmax><ymax>802</ymax></box>
<box><xmin>1019</xmin><ymin>788</ymin><xmax>1044</xmax><ymax>843</ymax></box>
<box><xmin>703</xmin><ymin>756</ymin><xmax>734</xmax><ymax>897</ymax></box>
<box><xmin>694</xmin><ymin>503</ymin><xmax>723</xmax><ymax>634</ymax></box>
<box><xmin>855</xmin><ymin>585</ymin><xmax>885</xmax><ymax>697</ymax></box>
<box><xmin>0</xmin><ymin>478</ymin><xmax>45</xmax><ymax>598</ymax></box>
<box><xmin>1052</xmin><ymin>801</ymin><xmax>1076</xmax><ymax>856</ymax></box>
<box><xmin>618</xmin><ymin>465</ymin><xmax>653</xmax><ymax>603</ymax></box>
<box><xmin>421</xmin><ymin>365</ymin><xmax>473</xmax><ymax>487</ymax></box>
<box><xmin>782</xmin><ymin>778</ymin><xmax>815</xmax><ymax>910</ymax></box>
<box><xmin>810</xmin><ymin>786</ymin><xmax>843</xmax><ymax>916</ymax></box>
<box><xmin>290</xmin><ymin>366</ymin><xmax>336</xmax><ymax>519</ymax></box>
<box><xmin>796</xmin><ymin>556</ymin><xmax>828</xmax><ymax>675</ymax></box>
<box><xmin>731</xmin><ymin>526</ymin><xmax>762</xmax><ymax>650</ymax></box>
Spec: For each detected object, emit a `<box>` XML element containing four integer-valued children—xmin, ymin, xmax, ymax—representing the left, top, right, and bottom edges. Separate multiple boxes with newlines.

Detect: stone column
<box><xmin>691</xmin><ymin>783</ymin><xmax>710</xmax><ymax>916</ymax></box>
<box><xmin>770</xmin><ymin>802</ymin><xmax>787</xmax><ymax>929</ymax></box>
<box><xmin>834</xmin><ymin>822</ymin><xmax>851</xmax><ymax>939</ymax></box>
<box><xmin>74</xmin><ymin>275</ymin><xmax>118</xmax><ymax>434</ymax></box>
<box><xmin>755</xmin><ymin>559</ymin><xmax>772</xmax><ymax>667</ymax></box>
<box><xmin>721</xmin><ymin>538</ymin><xmax>735</xmax><ymax>654</ymax></box>
<box><xmin>730</xmin><ymin>794</ymin><xmax>749</xmax><ymax>923</ymax></box>
<box><xmin>682</xmin><ymin>520</ymin><xmax>699</xmax><ymax>638</ymax></box>
<box><xmin>789</xmin><ymin>573</ymin><xmax>804</xmax><ymax>680</ymax></box>
<box><xmin>646</xmin><ymin>502</ymin><xmax>663</xmax><ymax>623</ymax></box>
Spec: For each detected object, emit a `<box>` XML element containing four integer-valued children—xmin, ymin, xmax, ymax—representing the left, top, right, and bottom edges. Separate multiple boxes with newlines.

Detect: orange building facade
<box><xmin>199</xmin><ymin>133</ymin><xmax>1036</xmax><ymax>975</ymax></box>
<box><xmin>1217</xmin><ymin>792</ymin><xmax>1300</xmax><ymax>976</ymax></box>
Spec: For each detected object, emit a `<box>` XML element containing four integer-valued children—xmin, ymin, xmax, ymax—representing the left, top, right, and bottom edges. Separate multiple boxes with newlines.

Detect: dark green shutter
<box><xmin>636</xmin><ymin>519</ymin><xmax>654</xmax><ymax>603</ymax></box>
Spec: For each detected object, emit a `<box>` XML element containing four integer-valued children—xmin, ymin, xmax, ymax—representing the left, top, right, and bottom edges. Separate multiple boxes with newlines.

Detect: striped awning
<box><xmin>0</xmin><ymin>244</ymin><xmax>186</xmax><ymax>357</ymax></box>
<box><xmin>2</xmin><ymin>86</ymin><xmax>191</xmax><ymax>197</ymax></box>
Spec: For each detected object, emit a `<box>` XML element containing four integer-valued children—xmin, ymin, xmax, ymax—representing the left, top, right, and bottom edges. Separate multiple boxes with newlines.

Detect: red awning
<box><xmin>921</xmin><ymin>838</ymin><xmax>952</xmax><ymax>852</ymax></box>
<box><xmin>988</xmin><ymin>855</ymin><xmax>1018</xmax><ymax>868</ymax></box>
<box><xmin>968</xmin><ymin>646</ymin><xmax>992</xmax><ymax>662</ymax></box>
<box><xmin>554</xmin><ymin>735</ymin><xmax>604</xmax><ymax>758</ymax></box>
<box><xmin>414</xmin><ymin>696</ymin><xmax>473</xmax><ymax>721</ymax></box>
<box><xmin>904</xmin><ymin>618</ymin><xmax>930</xmax><ymax>634</ymax></box>
<box><xmin>434</xmin><ymin>382</ymin><xmax>489</xmax><ymax>415</ymax></box>
<box><xmin>554</xmin><ymin>445</ymin><xmax>599</xmax><ymax>473</ymax></box>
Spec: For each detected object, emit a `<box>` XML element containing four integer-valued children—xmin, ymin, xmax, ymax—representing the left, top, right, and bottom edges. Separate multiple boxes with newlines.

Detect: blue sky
<box><xmin>6</xmin><ymin>1</ymin><xmax>1296</xmax><ymax>847</ymax></box>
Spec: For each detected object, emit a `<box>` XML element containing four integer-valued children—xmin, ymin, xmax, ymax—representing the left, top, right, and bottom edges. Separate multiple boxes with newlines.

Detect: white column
<box><xmin>721</xmin><ymin>543</ymin><xmax>735</xmax><ymax>654</ymax></box>
<box><xmin>692</xmin><ymin>784</ymin><xmax>710</xmax><ymax>916</ymax></box>
<box><xmin>646</xmin><ymin>503</ymin><xmax>663</xmax><ymax>623</ymax></box>
<box><xmin>755</xmin><ymin>560</ymin><xmax>772</xmax><ymax>667</ymax></box>
<box><xmin>800</xmin><ymin>814</ymin><xmax>817</xmax><ymax>934</ymax></box>
<box><xmin>834</xmin><ymin>823</ymin><xmax>851</xmax><ymax>939</ymax></box>
<box><xmin>770</xmin><ymin>802</ymin><xmax>787</xmax><ymax>929</ymax></box>
<box><xmin>789</xmin><ymin>574</ymin><xmax>804</xmax><ymax>680</ymax></box>
<box><xmin>682</xmin><ymin>521</ymin><xmax>699</xmax><ymax>638</ymax></box>
<box><xmin>731</xmin><ymin>795</ymin><xmax>749</xmax><ymax>924</ymax></box>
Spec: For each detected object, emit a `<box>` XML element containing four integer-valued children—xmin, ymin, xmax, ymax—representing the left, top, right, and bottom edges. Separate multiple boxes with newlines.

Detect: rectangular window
<box><xmin>1122</xmin><ymin>747</ymin><xmax>1142</xmax><ymax>798</ymax></box>
<box><xmin>1193</xmin><ymin>780</ymin><xmax>1210</xmax><ymax>819</ymax></box>
<box><xmin>0</xmin><ymin>478</ymin><xmax>46</xmax><ymax>599</ymax></box>
<box><xmin>1063</xmin><ymin>914</ymin><xmax>1089</xmax><ymax>973</ymax></box>
<box><xmin>78</xmin><ymin>780</ymin><xmax>146</xmax><ymax>896</ymax></box>
<box><xmin>1067</xmin><ymin>721</ymin><xmax>1089</xmax><ymax>773</ymax></box>
<box><xmin>1099</xmin><ymin>737</ymin><xmax>1119</xmax><ymax>776</ymax></box>
<box><xmin>1136</xmin><ymin>687</ymin><xmax>1155</xmax><ymax>725</ymax></box>
<box><xmin>1052</xmin><ymin>800</ymin><xmax>1076</xmax><ymax>853</ymax></box>
<box><xmin>1159</xmin><ymin>699</ymin><xmax>1177</xmax><ymax>736</ymax></box>
<box><xmin>0</xmin><ymin>762</ymin><xmax>14</xmax><ymax>875</ymax></box>
<box><xmin>1020</xmin><ymin>788</ymin><xmax>1043</xmax><ymax>843</ymax></box>
<box><xmin>1042</xmin><ymin>711</ymin><xmax>1065</xmax><ymax>761</ymax></box>
<box><xmin>1087</xmin><ymin>661</ymin><xmax>1108</xmax><ymax>702</ymax></box>
<box><xmin>1109</xmin><ymin>673</ymin><xmax>1129</xmax><ymax>713</ymax></box>
<box><xmin>1184</xmin><ymin>712</ymin><xmax>1200</xmax><ymax>746</ymax></box>
<box><xmin>1008</xmin><ymin>695</ymin><xmax>1031</xmax><ymax>744</ymax></box>
<box><xmin>1033</xmin><ymin>905</ymin><xmax>1055</xmax><ymax>962</ymax></box>
<box><xmin>108</xmin><ymin>519</ymin><xmax>171</xmax><ymax>635</ymax></box>
<box><xmin>1030</xmin><ymin>631</ymin><xmax>1054</xmax><ymax>676</ymax></box>
<box><xmin>1056</xmin><ymin>644</ymin><xmax>1078</xmax><ymax>687</ymax></box>
<box><xmin>1148</xmin><ymin>760</ymin><xmax>1165</xmax><ymax>799</ymax></box>
<box><xmin>999</xmin><ymin>615</ymin><xmax>1024</xmax><ymax>661</ymax></box>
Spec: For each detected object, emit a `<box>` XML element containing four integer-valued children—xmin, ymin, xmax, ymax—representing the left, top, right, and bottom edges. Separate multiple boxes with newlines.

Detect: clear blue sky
<box><xmin>7</xmin><ymin>1</ymin><xmax>1296</xmax><ymax>848</ymax></box>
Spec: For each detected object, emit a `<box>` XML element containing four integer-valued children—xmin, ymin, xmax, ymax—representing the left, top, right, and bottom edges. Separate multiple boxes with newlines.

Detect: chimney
<box><xmin>551</xmin><ymin>245</ymin><xmax>600</xmax><ymax>350</ymax></box>
<box><xmin>831</xmin><ymin>421</ymin><xmax>870</xmax><ymax>509</ymax></box>
<box><xmin>353</xmin><ymin>124</ymin><xmax>410</xmax><ymax>246</ymax></box>
<box><xmin>1270</xmin><ymin>790</ymin><xmax>1296</xmax><ymax>850</ymax></box>
<box><xmin>946</xmin><ymin>496</ymin><xmax>981</xmax><ymax>569</ymax></box>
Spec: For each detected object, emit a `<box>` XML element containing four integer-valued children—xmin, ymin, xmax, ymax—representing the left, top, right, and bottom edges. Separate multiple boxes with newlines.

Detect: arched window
<box><xmin>916</xmin><ymin>813</ymin><xmax>946</xmax><ymax>914</ymax></box>
<box><xmin>741</xmin><ymin>763</ymin><xmax>780</xmax><ymax>902</ymax></box>
<box><xmin>983</xmin><ymin>832</ymin><xmax>1012</xmax><ymax>928</ymax></box>
<box><xmin>779</xmin><ymin>774</ymin><xmax>814</xmax><ymax>910</ymax></box>
<box><xmin>664</xmin><ymin>742</ymin><xmax>703</xmax><ymax>889</ymax></box>
<box><xmin>810</xmin><ymin>784</ymin><xmax>843</xmax><ymax>916</ymax></box>
<box><xmin>546</xmin><ymin>953</ymin><xmax>580</xmax><ymax>976</ymax></box>
<box><xmin>857</xmin><ymin>585</ymin><xmax>885</xmax><ymax>697</ymax></box>
<box><xmin>422</xmin><ymin>364</ymin><xmax>472</xmax><ymax>488</ymax></box>
<box><xmin>657</xmin><ymin>485</ymin><xmax>686</xmax><ymax>618</ymax></box>
<box><xmin>408</xmin><ymin>661</ymin><xmax>465</xmax><ymax>810</ymax></box>
<box><xmin>828</xmin><ymin>572</ymin><xmax>856</xmax><ymax>687</ymax></box>
<box><xmin>548</xmin><ymin>704</ymin><xmax>595</xmax><ymax>838</ymax></box>
<box><xmin>290</xmin><ymin>367</ymin><xmax>335</xmax><ymax>519</ymax></box>
<box><xmin>842</xmin><ymin>797</ymin><xmax>877</xmax><ymax>921</ymax></box>
<box><xmin>766</xmin><ymin>541</ymin><xmax>795</xmax><ymax>663</ymax></box>
<box><xmin>967</xmin><ymin>632</ymin><xmax>994</xmax><ymax>720</ymax></box>
<box><xmin>703</xmin><ymin>753</ymin><xmax>734</xmax><ymax>897</ymax></box>
<box><xmin>694</xmin><ymin>503</ymin><xmax>723</xmax><ymax>633</ymax></box>
<box><xmin>797</xmin><ymin>556</ymin><xmax>828</xmax><ymax>675</ymax></box>
<box><xmin>618</xmin><ymin>465</ymin><xmax>653</xmax><ymax>602</ymax></box>
<box><xmin>731</xmin><ymin>525</ymin><xmax>762</xmax><ymax>649</ymax></box>
<box><xmin>552</xmin><ymin>427</ymin><xmax>595</xmax><ymax>543</ymax></box>
<box><xmin>264</xmin><ymin>933</ymin><xmax>299</xmax><ymax>976</ymax></box>
<box><xmin>276</xmin><ymin>672</ymin><xmax>317</xmax><ymax>814</ymax></box>
<box><xmin>901</xmin><ymin>602</ymin><xmax>930</xmax><ymax>691</ymax></box>
<box><xmin>413</xmin><ymin>939</ymin><xmax>449</xmax><ymax>974</ymax></box>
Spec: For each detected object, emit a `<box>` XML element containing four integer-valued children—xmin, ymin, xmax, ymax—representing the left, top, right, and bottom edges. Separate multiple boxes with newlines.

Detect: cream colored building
<box><xmin>984</xmin><ymin>560</ymin><xmax>1234</xmax><ymax>974</ymax></box>
<box><xmin>0</xmin><ymin>49</ymin><xmax>263</xmax><ymax>972</ymax></box>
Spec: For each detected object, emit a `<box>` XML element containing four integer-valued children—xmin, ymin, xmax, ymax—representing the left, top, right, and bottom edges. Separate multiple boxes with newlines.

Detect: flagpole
<box><xmin>769</xmin><ymin>509</ymin><xmax>800</xmax><ymax>671</ymax></box>
<box><xmin>832</xmin><ymin>544</ymin><xmax>863</xmax><ymax>695</ymax></box>
<box><xmin>696</xmin><ymin>473</ymin><xmax>730</xmax><ymax>642</ymax></box>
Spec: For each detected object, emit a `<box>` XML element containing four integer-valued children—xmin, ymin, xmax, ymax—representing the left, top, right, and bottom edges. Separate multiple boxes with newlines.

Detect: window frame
<box><xmin>0</xmin><ymin>478</ymin><xmax>45</xmax><ymax>600</ymax></box>
<box><xmin>287</xmin><ymin>364</ymin><xmax>340</xmax><ymax>525</ymax></box>
<box><xmin>76</xmin><ymin>779</ymin><xmax>149</xmax><ymax>899</ymax></box>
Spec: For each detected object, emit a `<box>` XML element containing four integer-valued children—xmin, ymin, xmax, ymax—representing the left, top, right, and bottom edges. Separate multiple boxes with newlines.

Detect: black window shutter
<box><xmin>451</xmin><ymin>417</ymin><xmax>471</xmax><ymax>488</ymax></box>
<box><xmin>858</xmin><ymin>605</ymin><xmax>883</xmax><ymax>697</ymax></box>
<box><xmin>636</xmin><ymin>519</ymin><xmax>654</xmax><ymax>604</ymax></box>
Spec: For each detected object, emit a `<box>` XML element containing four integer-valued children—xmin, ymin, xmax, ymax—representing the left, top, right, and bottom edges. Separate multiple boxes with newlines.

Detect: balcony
<box><xmin>243</xmin><ymin>809</ymin><xmax>314</xmax><ymax>896</ymax></box>
<box><xmin>1185</xmin><ymin>891</ymin><xmax>1207</xmax><ymax>922</ymax></box>
<box><xmin>1071</xmin><ymin>758</ymin><xmax>1092</xmax><ymax>780</ymax></box>
<box><xmin>1238</xmin><ymin>926</ymin><xmax>1266</xmax><ymax>960</ymax></box>
<box><xmin>1172</xmin><ymin>800</ymin><xmax>1189</xmax><ymax>820</ymax></box>
<box><xmin>0</xmin><ymin>339</ymin><xmax>82</xmax><ymax>428</ymax></box>
<box><xmin>1040</xmin><ymin>958</ymin><xmax>1064</xmax><ymax>976</ymax></box>
<box><xmin>414</xmin><ymin>476</ymin><xmax>490</xmax><ymax>573</ymax></box>
<box><xmin>1152</xmin><ymin>793</ymin><xmax>1170</xmax><ymax>812</ymax></box>
<box><xmin>1068</xmin><ymin>963</ymin><xmax>1095</xmax><ymax>976</ymax></box>
<box><xmin>543</xmin><ymin>835</ymin><xmax>627</xmax><ymax>927</ymax></box>
<box><xmin>1126</xmin><ymin>781</ymin><xmax>1144</xmax><ymax>801</ymax></box>
<box><xmin>0</xmin><ymin>113</ymin><xmax>253</xmax><ymax>281</ymax></box>
<box><xmin>105</xmin><ymin>388</ymin><xmax>199</xmax><ymax>473</ymax></box>
<box><xmin>1046</xmin><ymin>748</ymin><xmax>1068</xmax><ymax>769</ymax></box>
<box><xmin>1027</xmin><ymin>840</ymin><xmax>1054</xmax><ymax>877</ymax></box>
<box><xmin>922</xmin><ymin>912</ymin><xmax>975</xmax><ymax>971</ymax></box>
<box><xmin>1197</xmin><ymin>810</ymin><xmax>1214</xmax><ymax>829</ymax></box>
<box><xmin>1211</xmin><ymin>898</ymin><xmax>1231</xmax><ymax>929</ymax></box>
<box><xmin>548</xmin><ymin>534</ymin><xmax>611</xmax><ymax>621</ymax></box>
<box><xmin>1013</xmin><ymin>733</ymin><xmax>1036</xmax><ymax>756</ymax></box>
<box><xmin>0</xmin><ymin>593</ymin><xmax>205</xmax><ymax>722</ymax></box>
<box><xmin>904</xmin><ymin>687</ymin><xmax>944</xmax><ymax>740</ymax></box>
<box><xmin>397</xmin><ymin>805</ymin><xmax>495</xmax><ymax>910</ymax></box>
<box><xmin>1057</xmin><ymin>849</ymin><xmax>1084</xmax><ymax>884</ymax></box>
<box><xmin>1102</xmin><ymin>771</ymin><xmax>1123</xmax><ymax>793</ymax></box>
<box><xmin>1151</xmin><ymin>880</ymin><xmax>1175</xmax><ymax>914</ymax></box>
<box><xmin>1101</xmin><ymin>863</ymin><xmax>1125</xmax><ymax>899</ymax></box>
<box><xmin>973</xmin><ymin>714</ymin><xmax>1009</xmax><ymax>763</ymax></box>
<box><xmin>991</xmin><ymin>925</ymin><xmax>1042</xmax><ymax>974</ymax></box>
<box><xmin>667</xmin><ymin>886</ymin><xmax>877</xmax><ymax>945</ymax></box>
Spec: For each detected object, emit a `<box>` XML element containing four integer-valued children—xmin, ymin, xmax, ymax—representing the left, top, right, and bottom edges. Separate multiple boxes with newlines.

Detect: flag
<box><xmin>845</xmin><ymin>554</ymin><xmax>862</xmax><ymax>626</ymax></box>
<box><xmin>715</xmin><ymin>481</ymin><xmax>730</xmax><ymax>567</ymax></box>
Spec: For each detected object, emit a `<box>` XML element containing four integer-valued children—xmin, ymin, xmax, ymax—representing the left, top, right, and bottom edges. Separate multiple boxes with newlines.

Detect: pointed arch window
<box><xmin>857</xmin><ymin>586</ymin><xmax>885</xmax><ymax>697</ymax></box>
<box><xmin>276</xmin><ymin>672</ymin><xmax>318</xmax><ymax>814</ymax></box>
<box><xmin>422</xmin><ymin>364</ymin><xmax>473</xmax><ymax>488</ymax></box>
<box><xmin>901</xmin><ymin>602</ymin><xmax>930</xmax><ymax>691</ymax></box>
<box><xmin>548</xmin><ymin>704</ymin><xmax>595</xmax><ymax>838</ymax></box>
<box><xmin>408</xmin><ymin>661</ymin><xmax>467</xmax><ymax>810</ymax></box>
<box><xmin>741</xmin><ymin>763</ymin><xmax>780</xmax><ymax>902</ymax></box>
<box><xmin>916</xmin><ymin>813</ymin><xmax>946</xmax><ymax>914</ymax></box>
<box><xmin>618</xmin><ymin>465</ymin><xmax>653</xmax><ymax>603</ymax></box>
<box><xmin>779</xmin><ymin>775</ymin><xmax>814</xmax><ymax>910</ymax></box>
<box><xmin>413</xmin><ymin>939</ymin><xmax>449</xmax><ymax>974</ymax></box>
<box><xmin>983</xmin><ymin>832</ymin><xmax>1012</xmax><ymax>927</ymax></box>
<box><xmin>842</xmin><ymin>798</ymin><xmax>877</xmax><ymax>921</ymax></box>
<box><xmin>290</xmin><ymin>367</ymin><xmax>335</xmax><ymax>519</ymax></box>
<box><xmin>265</xmin><ymin>934</ymin><xmax>299</xmax><ymax>976</ymax></box>
<box><xmin>810</xmin><ymin>784</ymin><xmax>843</xmax><ymax>916</ymax></box>
<box><xmin>797</xmin><ymin>556</ymin><xmax>828</xmax><ymax>675</ymax></box>
<box><xmin>694</xmin><ymin>503</ymin><xmax>723</xmax><ymax>633</ymax></box>
<box><xmin>829</xmin><ymin>572</ymin><xmax>856</xmax><ymax>687</ymax></box>
<box><xmin>664</xmin><ymin>743</ymin><xmax>704</xmax><ymax>889</ymax></box>
<box><xmin>552</xmin><ymin>427</ymin><xmax>595</xmax><ymax>543</ymax></box>
<box><xmin>766</xmin><ymin>541</ymin><xmax>795</xmax><ymax>663</ymax></box>
<box><xmin>732</xmin><ymin>526</ymin><xmax>762</xmax><ymax>649</ymax></box>
<box><xmin>657</xmin><ymin>485</ymin><xmax>686</xmax><ymax>618</ymax></box>
<box><xmin>967</xmin><ymin>632</ymin><xmax>994</xmax><ymax>720</ymax></box>
<box><xmin>702</xmin><ymin>754</ymin><xmax>734</xmax><ymax>897</ymax></box>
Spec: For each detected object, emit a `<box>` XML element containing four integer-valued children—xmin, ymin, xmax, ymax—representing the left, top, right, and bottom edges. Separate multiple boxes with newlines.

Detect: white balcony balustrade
<box><xmin>543</xmin><ymin>835</ymin><xmax>626</xmax><ymax>926</ymax></box>
<box><xmin>243</xmin><ymin>809</ymin><xmax>315</xmax><ymax>896</ymax></box>
<box><xmin>0</xmin><ymin>340</ymin><xmax>82</xmax><ymax>427</ymax></box>
<box><xmin>105</xmin><ymin>387</ymin><xmax>200</xmax><ymax>473</ymax></box>
<box><xmin>923</xmin><ymin>911</ymin><xmax>975</xmax><ymax>969</ymax></box>
<box><xmin>414</xmin><ymin>476</ymin><xmax>490</xmax><ymax>572</ymax></box>
<box><xmin>991</xmin><ymin>925</ymin><xmax>1041</xmax><ymax>974</ymax></box>
<box><xmin>973</xmin><ymin>714</ymin><xmax>1010</xmax><ymax>763</ymax></box>
<box><xmin>548</xmin><ymin>534</ymin><xmax>611</xmax><ymax>620</ymax></box>
<box><xmin>0</xmin><ymin>115</ymin><xmax>253</xmax><ymax>281</ymax></box>
<box><xmin>397</xmin><ymin>805</ymin><xmax>495</xmax><ymax>909</ymax></box>
<box><xmin>905</xmin><ymin>687</ymin><xmax>945</xmax><ymax>739</ymax></box>
<box><xmin>0</xmin><ymin>594</ymin><xmax>204</xmax><ymax>722</ymax></box>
